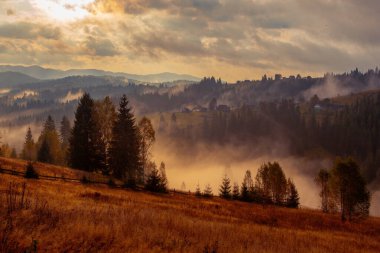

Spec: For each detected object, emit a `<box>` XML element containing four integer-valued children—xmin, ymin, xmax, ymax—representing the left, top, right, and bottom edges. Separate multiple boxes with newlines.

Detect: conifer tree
<box><xmin>37</xmin><ymin>116</ymin><xmax>62</xmax><ymax>164</ymax></box>
<box><xmin>10</xmin><ymin>148</ymin><xmax>17</xmax><ymax>159</ymax></box>
<box><xmin>232</xmin><ymin>182</ymin><xmax>240</xmax><ymax>200</ymax></box>
<box><xmin>195</xmin><ymin>183</ymin><xmax>202</xmax><ymax>196</ymax></box>
<box><xmin>145</xmin><ymin>164</ymin><xmax>161</xmax><ymax>192</ymax></box>
<box><xmin>69</xmin><ymin>93</ymin><xmax>106</xmax><ymax>172</ymax></box>
<box><xmin>203</xmin><ymin>184</ymin><xmax>213</xmax><ymax>198</ymax></box>
<box><xmin>286</xmin><ymin>178</ymin><xmax>300</xmax><ymax>208</ymax></box>
<box><xmin>37</xmin><ymin>138</ymin><xmax>50</xmax><ymax>163</ymax></box>
<box><xmin>60</xmin><ymin>116</ymin><xmax>71</xmax><ymax>163</ymax></box>
<box><xmin>219</xmin><ymin>174</ymin><xmax>231</xmax><ymax>199</ymax></box>
<box><xmin>94</xmin><ymin>96</ymin><xmax>116</xmax><ymax>171</ymax></box>
<box><xmin>25</xmin><ymin>162</ymin><xmax>38</xmax><ymax>179</ymax></box>
<box><xmin>21</xmin><ymin>127</ymin><xmax>36</xmax><ymax>161</ymax></box>
<box><xmin>109</xmin><ymin>95</ymin><xmax>142</xmax><ymax>185</ymax></box>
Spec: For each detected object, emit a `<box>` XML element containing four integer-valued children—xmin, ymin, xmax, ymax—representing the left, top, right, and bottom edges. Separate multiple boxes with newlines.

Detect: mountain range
<box><xmin>0</xmin><ymin>65</ymin><xmax>200</xmax><ymax>83</ymax></box>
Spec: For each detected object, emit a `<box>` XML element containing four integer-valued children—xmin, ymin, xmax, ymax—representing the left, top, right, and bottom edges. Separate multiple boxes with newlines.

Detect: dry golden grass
<box><xmin>1</xmin><ymin>158</ymin><xmax>380</xmax><ymax>253</ymax></box>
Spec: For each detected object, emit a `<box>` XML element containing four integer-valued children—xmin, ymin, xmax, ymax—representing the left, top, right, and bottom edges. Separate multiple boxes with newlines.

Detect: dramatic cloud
<box><xmin>0</xmin><ymin>0</ymin><xmax>379</xmax><ymax>80</ymax></box>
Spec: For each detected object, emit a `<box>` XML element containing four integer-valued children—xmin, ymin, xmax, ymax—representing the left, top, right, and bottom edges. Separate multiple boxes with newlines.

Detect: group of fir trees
<box><xmin>68</xmin><ymin>93</ymin><xmax>161</xmax><ymax>188</ymax></box>
<box><xmin>18</xmin><ymin>93</ymin><xmax>163</xmax><ymax>190</ymax></box>
<box><xmin>20</xmin><ymin>115</ymin><xmax>71</xmax><ymax>165</ymax></box>
<box><xmin>195</xmin><ymin>183</ymin><xmax>213</xmax><ymax>198</ymax></box>
<box><xmin>315</xmin><ymin>157</ymin><xmax>370</xmax><ymax>221</ymax></box>
<box><xmin>218</xmin><ymin>162</ymin><xmax>300</xmax><ymax>208</ymax></box>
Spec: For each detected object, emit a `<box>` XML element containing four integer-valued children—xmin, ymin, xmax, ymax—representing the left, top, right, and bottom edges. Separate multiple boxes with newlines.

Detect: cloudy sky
<box><xmin>0</xmin><ymin>0</ymin><xmax>379</xmax><ymax>81</ymax></box>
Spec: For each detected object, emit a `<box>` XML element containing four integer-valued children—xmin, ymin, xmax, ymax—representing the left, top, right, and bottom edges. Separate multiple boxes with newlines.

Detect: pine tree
<box><xmin>94</xmin><ymin>96</ymin><xmax>116</xmax><ymax>172</ymax></box>
<box><xmin>145</xmin><ymin>164</ymin><xmax>161</xmax><ymax>192</ymax></box>
<box><xmin>69</xmin><ymin>93</ymin><xmax>106</xmax><ymax>172</ymax></box>
<box><xmin>21</xmin><ymin>127</ymin><xmax>36</xmax><ymax>161</ymax></box>
<box><xmin>286</xmin><ymin>178</ymin><xmax>300</xmax><ymax>208</ymax></box>
<box><xmin>10</xmin><ymin>148</ymin><xmax>17</xmax><ymax>159</ymax></box>
<box><xmin>203</xmin><ymin>184</ymin><xmax>213</xmax><ymax>198</ymax></box>
<box><xmin>219</xmin><ymin>174</ymin><xmax>231</xmax><ymax>199</ymax></box>
<box><xmin>60</xmin><ymin>116</ymin><xmax>71</xmax><ymax>164</ymax></box>
<box><xmin>109</xmin><ymin>95</ymin><xmax>142</xmax><ymax>185</ymax></box>
<box><xmin>232</xmin><ymin>183</ymin><xmax>240</xmax><ymax>200</ymax></box>
<box><xmin>25</xmin><ymin>162</ymin><xmax>38</xmax><ymax>179</ymax></box>
<box><xmin>195</xmin><ymin>183</ymin><xmax>202</xmax><ymax>196</ymax></box>
<box><xmin>37</xmin><ymin>138</ymin><xmax>50</xmax><ymax>163</ymax></box>
<box><xmin>37</xmin><ymin>116</ymin><xmax>62</xmax><ymax>164</ymax></box>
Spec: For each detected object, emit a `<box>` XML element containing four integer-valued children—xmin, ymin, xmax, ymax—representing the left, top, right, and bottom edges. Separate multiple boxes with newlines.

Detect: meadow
<box><xmin>1</xmin><ymin>158</ymin><xmax>380</xmax><ymax>253</ymax></box>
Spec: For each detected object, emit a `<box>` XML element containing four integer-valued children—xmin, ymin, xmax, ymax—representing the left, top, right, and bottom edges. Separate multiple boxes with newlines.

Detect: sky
<box><xmin>0</xmin><ymin>0</ymin><xmax>379</xmax><ymax>81</ymax></box>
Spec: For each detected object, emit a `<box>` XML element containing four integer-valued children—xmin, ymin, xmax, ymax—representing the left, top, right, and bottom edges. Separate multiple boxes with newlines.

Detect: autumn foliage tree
<box><xmin>138</xmin><ymin>117</ymin><xmax>156</xmax><ymax>181</ymax></box>
<box><xmin>330</xmin><ymin>157</ymin><xmax>370</xmax><ymax>221</ymax></box>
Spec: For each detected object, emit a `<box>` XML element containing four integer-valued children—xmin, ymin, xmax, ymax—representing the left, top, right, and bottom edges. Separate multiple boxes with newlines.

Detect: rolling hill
<box><xmin>0</xmin><ymin>71</ymin><xmax>39</xmax><ymax>88</ymax></box>
<box><xmin>0</xmin><ymin>157</ymin><xmax>379</xmax><ymax>252</ymax></box>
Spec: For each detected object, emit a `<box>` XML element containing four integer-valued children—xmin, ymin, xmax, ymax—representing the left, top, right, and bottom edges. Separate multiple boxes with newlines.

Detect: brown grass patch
<box><xmin>0</xmin><ymin>158</ymin><xmax>380</xmax><ymax>252</ymax></box>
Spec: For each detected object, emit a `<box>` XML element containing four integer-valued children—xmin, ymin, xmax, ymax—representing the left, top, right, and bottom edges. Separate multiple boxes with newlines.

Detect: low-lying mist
<box><xmin>153</xmin><ymin>137</ymin><xmax>380</xmax><ymax>216</ymax></box>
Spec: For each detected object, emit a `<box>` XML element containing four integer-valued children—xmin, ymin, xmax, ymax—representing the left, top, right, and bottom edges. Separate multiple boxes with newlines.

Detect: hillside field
<box><xmin>1</xmin><ymin>158</ymin><xmax>380</xmax><ymax>253</ymax></box>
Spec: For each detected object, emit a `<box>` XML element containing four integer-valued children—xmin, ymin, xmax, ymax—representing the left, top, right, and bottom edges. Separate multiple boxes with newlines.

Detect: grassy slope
<box><xmin>1</xmin><ymin>157</ymin><xmax>380</xmax><ymax>253</ymax></box>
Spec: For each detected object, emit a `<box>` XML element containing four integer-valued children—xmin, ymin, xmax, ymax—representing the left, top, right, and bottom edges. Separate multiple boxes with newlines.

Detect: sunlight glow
<box><xmin>30</xmin><ymin>0</ymin><xmax>94</xmax><ymax>22</ymax></box>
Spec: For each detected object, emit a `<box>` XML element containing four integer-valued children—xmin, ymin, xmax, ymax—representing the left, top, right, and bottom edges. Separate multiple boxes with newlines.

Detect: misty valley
<box><xmin>1</xmin><ymin>66</ymin><xmax>380</xmax><ymax>213</ymax></box>
<box><xmin>2</xmin><ymin>0</ymin><xmax>380</xmax><ymax>252</ymax></box>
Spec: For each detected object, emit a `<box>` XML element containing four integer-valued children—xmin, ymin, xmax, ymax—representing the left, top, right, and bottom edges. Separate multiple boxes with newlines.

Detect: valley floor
<box><xmin>1</xmin><ymin>158</ymin><xmax>380</xmax><ymax>253</ymax></box>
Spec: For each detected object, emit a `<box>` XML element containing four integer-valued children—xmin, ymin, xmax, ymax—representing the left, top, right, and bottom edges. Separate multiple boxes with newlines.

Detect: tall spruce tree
<box><xmin>109</xmin><ymin>95</ymin><xmax>142</xmax><ymax>185</ymax></box>
<box><xmin>21</xmin><ymin>127</ymin><xmax>36</xmax><ymax>161</ymax></box>
<box><xmin>232</xmin><ymin>183</ymin><xmax>240</xmax><ymax>200</ymax></box>
<box><xmin>69</xmin><ymin>93</ymin><xmax>106</xmax><ymax>172</ymax></box>
<box><xmin>203</xmin><ymin>184</ymin><xmax>213</xmax><ymax>197</ymax></box>
<box><xmin>219</xmin><ymin>174</ymin><xmax>232</xmax><ymax>199</ymax></box>
<box><xmin>94</xmin><ymin>96</ymin><xmax>116</xmax><ymax>172</ymax></box>
<box><xmin>37</xmin><ymin>116</ymin><xmax>62</xmax><ymax>164</ymax></box>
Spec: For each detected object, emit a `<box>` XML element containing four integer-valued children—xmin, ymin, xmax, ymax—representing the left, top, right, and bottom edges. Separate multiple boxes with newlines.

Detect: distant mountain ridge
<box><xmin>0</xmin><ymin>65</ymin><xmax>201</xmax><ymax>83</ymax></box>
<box><xmin>0</xmin><ymin>71</ymin><xmax>39</xmax><ymax>88</ymax></box>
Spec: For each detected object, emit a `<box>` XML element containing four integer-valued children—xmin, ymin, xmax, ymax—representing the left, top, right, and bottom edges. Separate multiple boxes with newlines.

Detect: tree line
<box><xmin>162</xmin><ymin>92</ymin><xmax>380</xmax><ymax>183</ymax></box>
<box><xmin>195</xmin><ymin>162</ymin><xmax>300</xmax><ymax>209</ymax></box>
